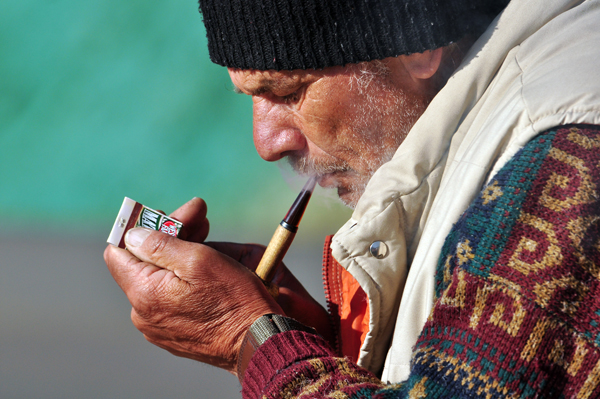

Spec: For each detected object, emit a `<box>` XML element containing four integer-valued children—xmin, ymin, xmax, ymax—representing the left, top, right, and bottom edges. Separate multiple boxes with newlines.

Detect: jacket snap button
<box><xmin>369</xmin><ymin>241</ymin><xmax>388</xmax><ymax>259</ymax></box>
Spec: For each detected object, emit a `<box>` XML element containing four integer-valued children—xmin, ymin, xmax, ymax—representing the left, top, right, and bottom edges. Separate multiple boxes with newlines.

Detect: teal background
<box><xmin>0</xmin><ymin>1</ymin><xmax>350</xmax><ymax>397</ymax></box>
<box><xmin>0</xmin><ymin>0</ymin><xmax>349</xmax><ymax>234</ymax></box>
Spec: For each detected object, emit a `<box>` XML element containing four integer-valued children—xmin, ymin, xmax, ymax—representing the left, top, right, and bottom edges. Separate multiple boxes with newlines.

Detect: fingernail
<box><xmin>125</xmin><ymin>228</ymin><xmax>152</xmax><ymax>248</ymax></box>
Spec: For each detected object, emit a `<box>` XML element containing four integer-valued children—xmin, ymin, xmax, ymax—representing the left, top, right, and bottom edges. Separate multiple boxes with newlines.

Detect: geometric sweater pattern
<box><xmin>242</xmin><ymin>125</ymin><xmax>600</xmax><ymax>399</ymax></box>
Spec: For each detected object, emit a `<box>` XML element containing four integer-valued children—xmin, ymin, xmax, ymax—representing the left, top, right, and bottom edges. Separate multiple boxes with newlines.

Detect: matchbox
<box><xmin>107</xmin><ymin>197</ymin><xmax>183</xmax><ymax>248</ymax></box>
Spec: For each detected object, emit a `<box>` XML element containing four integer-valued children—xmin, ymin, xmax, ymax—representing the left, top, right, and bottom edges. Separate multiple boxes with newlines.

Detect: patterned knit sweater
<box><xmin>242</xmin><ymin>125</ymin><xmax>600</xmax><ymax>399</ymax></box>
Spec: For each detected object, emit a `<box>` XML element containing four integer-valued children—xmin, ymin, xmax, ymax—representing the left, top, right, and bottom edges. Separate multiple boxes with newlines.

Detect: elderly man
<box><xmin>105</xmin><ymin>0</ymin><xmax>600</xmax><ymax>397</ymax></box>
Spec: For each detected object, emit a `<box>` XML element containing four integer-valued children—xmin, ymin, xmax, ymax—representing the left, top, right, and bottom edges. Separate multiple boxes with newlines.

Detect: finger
<box><xmin>169</xmin><ymin>197</ymin><xmax>209</xmax><ymax>243</ymax></box>
<box><xmin>104</xmin><ymin>244</ymin><xmax>144</xmax><ymax>293</ymax></box>
<box><xmin>206</xmin><ymin>242</ymin><xmax>265</xmax><ymax>271</ymax></box>
<box><xmin>124</xmin><ymin>227</ymin><xmax>213</xmax><ymax>279</ymax></box>
<box><xmin>104</xmin><ymin>244</ymin><xmax>179</xmax><ymax>310</ymax></box>
<box><xmin>207</xmin><ymin>242</ymin><xmax>295</xmax><ymax>286</ymax></box>
<box><xmin>169</xmin><ymin>197</ymin><xmax>207</xmax><ymax>223</ymax></box>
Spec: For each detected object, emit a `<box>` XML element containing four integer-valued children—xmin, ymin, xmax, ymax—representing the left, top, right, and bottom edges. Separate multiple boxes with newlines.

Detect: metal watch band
<box><xmin>250</xmin><ymin>314</ymin><xmax>315</xmax><ymax>345</ymax></box>
<box><xmin>237</xmin><ymin>314</ymin><xmax>316</xmax><ymax>383</ymax></box>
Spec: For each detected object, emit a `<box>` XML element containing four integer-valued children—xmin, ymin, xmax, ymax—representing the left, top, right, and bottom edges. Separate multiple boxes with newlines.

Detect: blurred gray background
<box><xmin>1</xmin><ymin>1</ymin><xmax>350</xmax><ymax>397</ymax></box>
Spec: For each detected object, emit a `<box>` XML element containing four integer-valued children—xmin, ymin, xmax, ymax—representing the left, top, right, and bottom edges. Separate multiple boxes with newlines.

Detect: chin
<box><xmin>337</xmin><ymin>188</ymin><xmax>360</xmax><ymax>209</ymax></box>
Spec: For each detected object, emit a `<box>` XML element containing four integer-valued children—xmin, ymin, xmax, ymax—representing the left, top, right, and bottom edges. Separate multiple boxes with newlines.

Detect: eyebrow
<box><xmin>233</xmin><ymin>77</ymin><xmax>296</xmax><ymax>96</ymax></box>
<box><xmin>233</xmin><ymin>85</ymin><xmax>269</xmax><ymax>96</ymax></box>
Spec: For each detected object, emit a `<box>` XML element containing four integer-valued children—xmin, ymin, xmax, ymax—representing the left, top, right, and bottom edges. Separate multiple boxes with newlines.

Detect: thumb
<box><xmin>125</xmin><ymin>227</ymin><xmax>202</xmax><ymax>280</ymax></box>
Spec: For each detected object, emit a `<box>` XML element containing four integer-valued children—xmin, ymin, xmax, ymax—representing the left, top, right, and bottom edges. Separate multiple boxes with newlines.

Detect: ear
<box><xmin>402</xmin><ymin>48</ymin><xmax>444</xmax><ymax>80</ymax></box>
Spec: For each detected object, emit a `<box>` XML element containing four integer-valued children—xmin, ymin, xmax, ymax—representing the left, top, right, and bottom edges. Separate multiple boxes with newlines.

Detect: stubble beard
<box><xmin>286</xmin><ymin>62</ymin><xmax>426</xmax><ymax>208</ymax></box>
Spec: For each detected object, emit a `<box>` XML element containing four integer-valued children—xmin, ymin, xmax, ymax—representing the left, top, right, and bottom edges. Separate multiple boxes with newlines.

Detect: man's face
<box><xmin>228</xmin><ymin>57</ymin><xmax>436</xmax><ymax>207</ymax></box>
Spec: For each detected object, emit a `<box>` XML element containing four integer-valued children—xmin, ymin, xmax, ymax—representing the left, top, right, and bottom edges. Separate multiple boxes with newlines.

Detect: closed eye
<box><xmin>232</xmin><ymin>82</ymin><xmax>304</xmax><ymax>105</ymax></box>
<box><xmin>281</xmin><ymin>91</ymin><xmax>300</xmax><ymax>104</ymax></box>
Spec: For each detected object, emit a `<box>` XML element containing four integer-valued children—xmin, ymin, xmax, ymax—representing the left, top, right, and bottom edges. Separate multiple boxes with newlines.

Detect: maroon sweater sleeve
<box><xmin>242</xmin><ymin>332</ymin><xmax>335</xmax><ymax>397</ymax></box>
<box><xmin>242</xmin><ymin>331</ymin><xmax>386</xmax><ymax>399</ymax></box>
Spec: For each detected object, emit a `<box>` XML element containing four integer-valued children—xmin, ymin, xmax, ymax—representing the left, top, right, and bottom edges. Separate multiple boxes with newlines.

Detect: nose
<box><xmin>252</xmin><ymin>98</ymin><xmax>306</xmax><ymax>162</ymax></box>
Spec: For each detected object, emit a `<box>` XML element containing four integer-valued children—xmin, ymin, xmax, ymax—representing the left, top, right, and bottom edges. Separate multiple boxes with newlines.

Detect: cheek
<box><xmin>300</xmin><ymin>88</ymin><xmax>359</xmax><ymax>150</ymax></box>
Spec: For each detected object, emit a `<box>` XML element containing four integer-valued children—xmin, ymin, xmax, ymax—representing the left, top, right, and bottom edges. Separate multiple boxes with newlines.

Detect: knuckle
<box><xmin>131</xmin><ymin>298</ymin><xmax>159</xmax><ymax>324</ymax></box>
<box><xmin>131</xmin><ymin>308</ymin><xmax>147</xmax><ymax>329</ymax></box>
<box><xmin>103</xmin><ymin>245</ymin><xmax>115</xmax><ymax>264</ymax></box>
<box><xmin>190</xmin><ymin>196</ymin><xmax>208</xmax><ymax>212</ymax></box>
<box><xmin>123</xmin><ymin>255</ymin><xmax>141</xmax><ymax>271</ymax></box>
<box><xmin>144</xmin><ymin>232</ymin><xmax>171</xmax><ymax>260</ymax></box>
<box><xmin>197</xmin><ymin>197</ymin><xmax>208</xmax><ymax>217</ymax></box>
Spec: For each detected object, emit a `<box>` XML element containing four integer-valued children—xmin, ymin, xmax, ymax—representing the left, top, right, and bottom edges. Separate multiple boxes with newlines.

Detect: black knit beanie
<box><xmin>198</xmin><ymin>0</ymin><xmax>509</xmax><ymax>71</ymax></box>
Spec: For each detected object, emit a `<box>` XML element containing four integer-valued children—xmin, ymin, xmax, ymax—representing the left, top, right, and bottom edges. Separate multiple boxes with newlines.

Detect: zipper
<box><xmin>322</xmin><ymin>235</ymin><xmax>342</xmax><ymax>355</ymax></box>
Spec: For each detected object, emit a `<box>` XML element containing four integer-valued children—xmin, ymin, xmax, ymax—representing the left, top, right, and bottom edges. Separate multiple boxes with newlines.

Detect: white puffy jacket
<box><xmin>329</xmin><ymin>0</ymin><xmax>600</xmax><ymax>382</ymax></box>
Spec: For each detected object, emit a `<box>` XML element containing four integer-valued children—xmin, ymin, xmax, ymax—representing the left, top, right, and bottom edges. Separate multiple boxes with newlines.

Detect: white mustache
<box><xmin>286</xmin><ymin>154</ymin><xmax>350</xmax><ymax>178</ymax></box>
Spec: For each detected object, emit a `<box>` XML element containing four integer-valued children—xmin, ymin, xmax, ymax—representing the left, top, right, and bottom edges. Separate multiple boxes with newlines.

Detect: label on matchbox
<box><xmin>107</xmin><ymin>197</ymin><xmax>184</xmax><ymax>248</ymax></box>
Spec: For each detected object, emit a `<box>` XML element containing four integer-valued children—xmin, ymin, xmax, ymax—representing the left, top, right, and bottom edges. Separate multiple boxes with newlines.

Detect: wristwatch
<box><xmin>237</xmin><ymin>314</ymin><xmax>317</xmax><ymax>383</ymax></box>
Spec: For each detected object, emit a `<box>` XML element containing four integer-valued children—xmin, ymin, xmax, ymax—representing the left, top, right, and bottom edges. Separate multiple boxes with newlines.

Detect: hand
<box><xmin>171</xmin><ymin>198</ymin><xmax>332</xmax><ymax>344</ymax></box>
<box><xmin>208</xmin><ymin>242</ymin><xmax>335</xmax><ymax>348</ymax></box>
<box><xmin>104</xmin><ymin>224</ymin><xmax>283</xmax><ymax>374</ymax></box>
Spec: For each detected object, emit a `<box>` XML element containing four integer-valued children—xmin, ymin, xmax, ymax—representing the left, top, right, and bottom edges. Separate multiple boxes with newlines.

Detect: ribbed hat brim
<box><xmin>199</xmin><ymin>0</ymin><xmax>509</xmax><ymax>70</ymax></box>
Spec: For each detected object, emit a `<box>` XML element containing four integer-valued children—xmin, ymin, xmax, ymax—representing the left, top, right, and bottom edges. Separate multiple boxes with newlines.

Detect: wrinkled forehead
<box><xmin>228</xmin><ymin>69</ymin><xmax>299</xmax><ymax>92</ymax></box>
<box><xmin>227</xmin><ymin>67</ymin><xmax>340</xmax><ymax>95</ymax></box>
